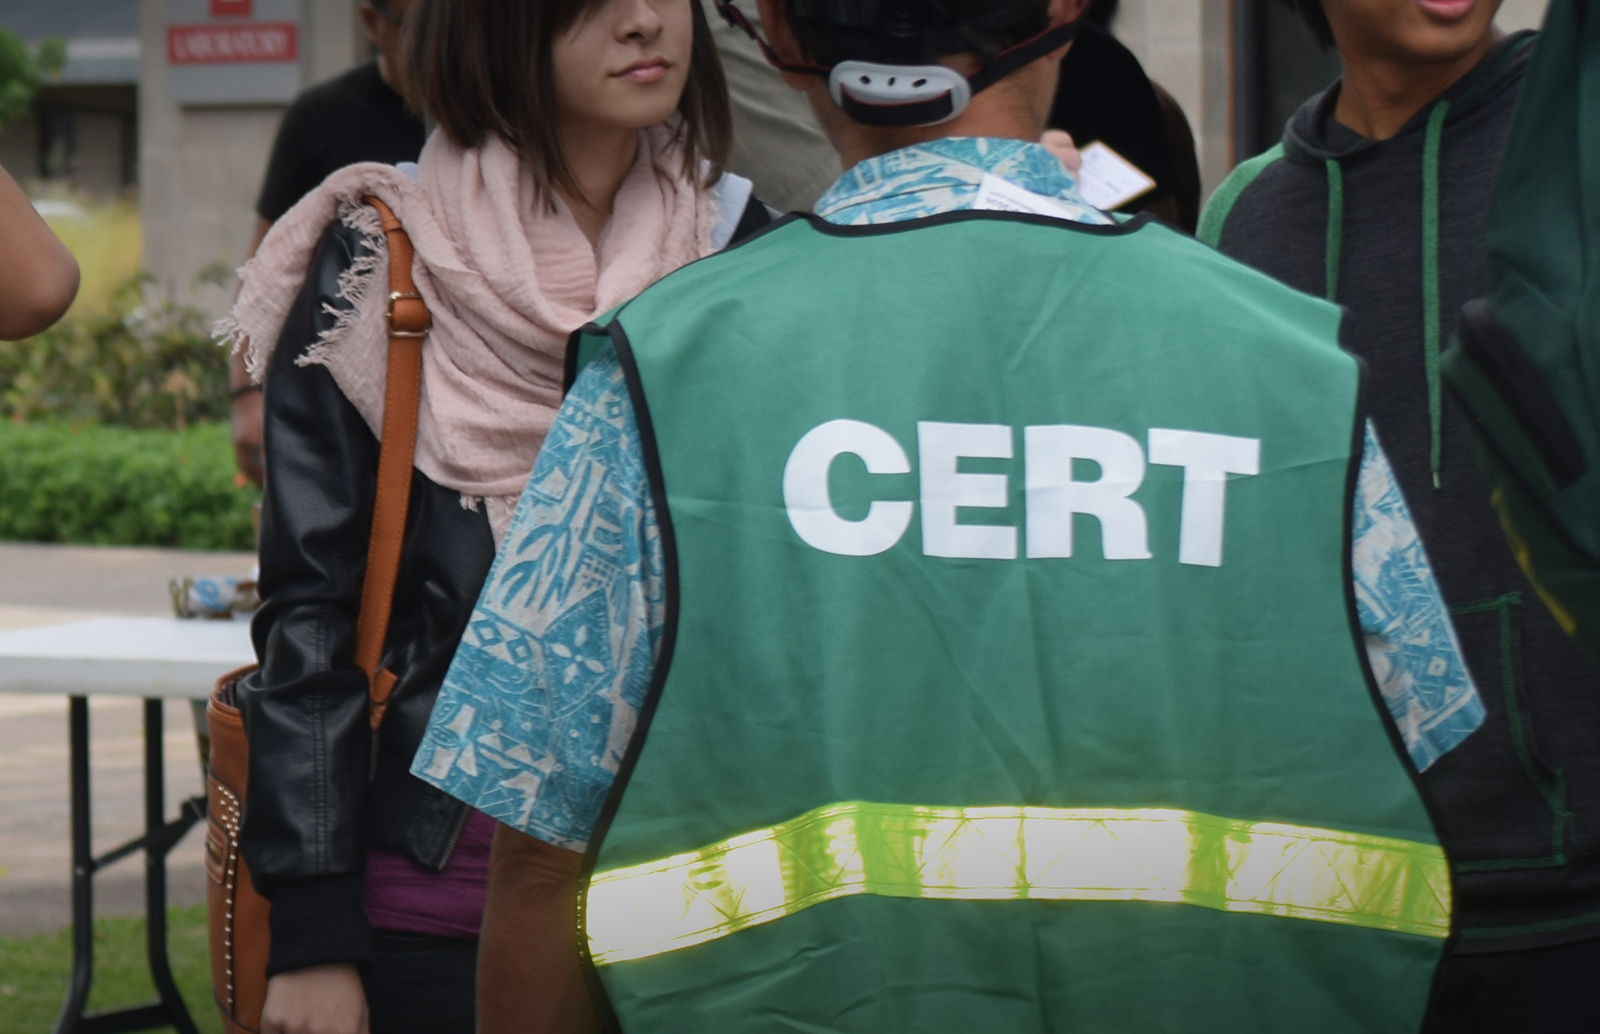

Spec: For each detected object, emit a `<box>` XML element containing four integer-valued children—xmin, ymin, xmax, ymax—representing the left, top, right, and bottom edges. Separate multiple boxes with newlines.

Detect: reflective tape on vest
<box><xmin>586</xmin><ymin>802</ymin><xmax>1450</xmax><ymax>965</ymax></box>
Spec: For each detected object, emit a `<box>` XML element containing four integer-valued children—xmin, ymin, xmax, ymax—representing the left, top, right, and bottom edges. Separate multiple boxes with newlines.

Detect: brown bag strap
<box><xmin>353</xmin><ymin>196</ymin><xmax>430</xmax><ymax>732</ymax></box>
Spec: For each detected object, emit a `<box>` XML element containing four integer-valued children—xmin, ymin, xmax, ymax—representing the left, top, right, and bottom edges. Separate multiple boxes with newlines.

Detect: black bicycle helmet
<box><xmin>716</xmin><ymin>0</ymin><xmax>1080</xmax><ymax>127</ymax></box>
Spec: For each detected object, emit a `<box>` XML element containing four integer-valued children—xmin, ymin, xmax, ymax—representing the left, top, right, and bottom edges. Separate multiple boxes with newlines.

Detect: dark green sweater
<box><xmin>1204</xmin><ymin>33</ymin><xmax>1600</xmax><ymax>954</ymax></box>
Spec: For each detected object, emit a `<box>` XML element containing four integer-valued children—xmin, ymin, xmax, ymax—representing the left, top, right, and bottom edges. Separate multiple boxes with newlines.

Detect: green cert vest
<box><xmin>572</xmin><ymin>213</ymin><xmax>1450</xmax><ymax>1033</ymax></box>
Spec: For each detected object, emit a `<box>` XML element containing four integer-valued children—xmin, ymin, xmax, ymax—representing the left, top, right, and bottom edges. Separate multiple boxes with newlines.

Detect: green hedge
<box><xmin>0</xmin><ymin>422</ymin><xmax>258</xmax><ymax>550</ymax></box>
<box><xmin>0</xmin><ymin>276</ymin><xmax>230</xmax><ymax>428</ymax></box>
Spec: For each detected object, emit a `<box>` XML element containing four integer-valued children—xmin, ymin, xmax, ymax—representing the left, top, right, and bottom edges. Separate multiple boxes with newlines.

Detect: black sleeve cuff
<box><xmin>265</xmin><ymin>873</ymin><xmax>373</xmax><ymax>976</ymax></box>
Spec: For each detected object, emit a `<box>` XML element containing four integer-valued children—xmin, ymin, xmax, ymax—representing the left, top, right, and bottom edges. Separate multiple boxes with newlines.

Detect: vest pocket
<box><xmin>1432</xmin><ymin>593</ymin><xmax>1570</xmax><ymax>871</ymax></box>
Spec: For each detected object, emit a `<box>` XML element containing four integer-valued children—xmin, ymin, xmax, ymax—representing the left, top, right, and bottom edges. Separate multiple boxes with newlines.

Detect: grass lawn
<box><xmin>0</xmin><ymin>905</ymin><xmax>221</xmax><ymax>1034</ymax></box>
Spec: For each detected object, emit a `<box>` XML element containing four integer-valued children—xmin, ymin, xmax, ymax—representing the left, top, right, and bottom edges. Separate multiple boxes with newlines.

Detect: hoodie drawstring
<box><xmin>1422</xmin><ymin>101</ymin><xmax>1450</xmax><ymax>490</ymax></box>
<box><xmin>1322</xmin><ymin>99</ymin><xmax>1451</xmax><ymax>490</ymax></box>
<box><xmin>1324</xmin><ymin>159</ymin><xmax>1343</xmax><ymax>302</ymax></box>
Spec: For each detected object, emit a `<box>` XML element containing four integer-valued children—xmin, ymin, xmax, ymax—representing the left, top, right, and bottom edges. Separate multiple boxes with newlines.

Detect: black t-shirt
<box><xmin>255</xmin><ymin>62</ymin><xmax>426</xmax><ymax>222</ymax></box>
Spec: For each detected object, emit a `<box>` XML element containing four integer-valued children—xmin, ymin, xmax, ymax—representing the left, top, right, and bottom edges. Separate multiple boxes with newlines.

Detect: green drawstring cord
<box><xmin>1422</xmin><ymin>101</ymin><xmax>1450</xmax><ymax>490</ymax></box>
<box><xmin>1324</xmin><ymin>159</ymin><xmax>1343</xmax><ymax>302</ymax></box>
<box><xmin>1323</xmin><ymin>101</ymin><xmax>1451</xmax><ymax>490</ymax></box>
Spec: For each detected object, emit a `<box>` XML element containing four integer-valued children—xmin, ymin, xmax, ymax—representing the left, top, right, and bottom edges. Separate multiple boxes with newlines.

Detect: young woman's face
<box><xmin>1321</xmin><ymin>0</ymin><xmax>1502</xmax><ymax>65</ymax></box>
<box><xmin>552</xmin><ymin>0</ymin><xmax>695</xmax><ymax>132</ymax></box>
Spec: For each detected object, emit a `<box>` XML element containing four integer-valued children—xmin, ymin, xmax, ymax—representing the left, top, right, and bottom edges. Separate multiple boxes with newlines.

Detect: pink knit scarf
<box><xmin>218</xmin><ymin>125</ymin><xmax>715</xmax><ymax>541</ymax></box>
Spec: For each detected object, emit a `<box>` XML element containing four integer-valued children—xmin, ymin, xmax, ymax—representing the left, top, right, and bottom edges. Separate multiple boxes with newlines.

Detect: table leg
<box><xmin>50</xmin><ymin>697</ymin><xmax>95</xmax><ymax>1034</ymax></box>
<box><xmin>49</xmin><ymin>699</ymin><xmax>204</xmax><ymax>1034</ymax></box>
<box><xmin>142</xmin><ymin>698</ymin><xmax>200</xmax><ymax>1034</ymax></box>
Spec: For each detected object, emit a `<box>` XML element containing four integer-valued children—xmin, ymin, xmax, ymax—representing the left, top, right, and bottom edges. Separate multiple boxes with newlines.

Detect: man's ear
<box><xmin>1048</xmin><ymin>0</ymin><xmax>1090</xmax><ymax>24</ymax></box>
<box><xmin>359</xmin><ymin>3</ymin><xmax>382</xmax><ymax>46</ymax></box>
<box><xmin>756</xmin><ymin>0</ymin><xmax>818</xmax><ymax>91</ymax></box>
<box><xmin>1045</xmin><ymin>0</ymin><xmax>1088</xmax><ymax>58</ymax></box>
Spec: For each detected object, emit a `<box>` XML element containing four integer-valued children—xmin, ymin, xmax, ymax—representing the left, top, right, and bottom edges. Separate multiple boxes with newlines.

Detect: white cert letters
<box><xmin>783</xmin><ymin>420</ymin><xmax>1261</xmax><ymax>566</ymax></box>
<box><xmin>919</xmin><ymin>422</ymin><xmax>1017</xmax><ymax>560</ymax></box>
<box><xmin>783</xmin><ymin>419</ymin><xmax>916</xmax><ymax>556</ymax></box>
<box><xmin>1147</xmin><ymin>429</ymin><xmax>1261</xmax><ymax>568</ymax></box>
<box><xmin>1024</xmin><ymin>425</ymin><xmax>1152</xmax><ymax>560</ymax></box>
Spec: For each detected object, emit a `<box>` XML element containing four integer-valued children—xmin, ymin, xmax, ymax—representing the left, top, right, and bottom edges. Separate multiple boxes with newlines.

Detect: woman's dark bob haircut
<box><xmin>401</xmin><ymin>0</ymin><xmax>732</xmax><ymax>202</ymax></box>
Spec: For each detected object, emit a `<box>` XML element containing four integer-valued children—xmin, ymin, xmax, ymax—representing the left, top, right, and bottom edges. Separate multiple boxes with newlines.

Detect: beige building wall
<box><xmin>138</xmin><ymin>0</ymin><xmax>365</xmax><ymax>315</ymax></box>
<box><xmin>1497</xmin><ymin>0</ymin><xmax>1549</xmax><ymax>30</ymax></box>
<box><xmin>1111</xmin><ymin>0</ymin><xmax>1233</xmax><ymax>198</ymax></box>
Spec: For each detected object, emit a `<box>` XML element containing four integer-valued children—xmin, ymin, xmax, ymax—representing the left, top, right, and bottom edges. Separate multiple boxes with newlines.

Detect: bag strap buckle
<box><xmin>387</xmin><ymin>291</ymin><xmax>430</xmax><ymax>338</ymax></box>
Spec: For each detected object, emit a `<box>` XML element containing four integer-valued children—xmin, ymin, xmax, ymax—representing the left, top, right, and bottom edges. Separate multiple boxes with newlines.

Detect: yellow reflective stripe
<box><xmin>586</xmin><ymin>802</ymin><xmax>1450</xmax><ymax>965</ymax></box>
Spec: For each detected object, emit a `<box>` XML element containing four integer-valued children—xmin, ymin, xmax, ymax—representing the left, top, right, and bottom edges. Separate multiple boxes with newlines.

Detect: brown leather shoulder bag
<box><xmin>206</xmin><ymin>197</ymin><xmax>430</xmax><ymax>1034</ymax></box>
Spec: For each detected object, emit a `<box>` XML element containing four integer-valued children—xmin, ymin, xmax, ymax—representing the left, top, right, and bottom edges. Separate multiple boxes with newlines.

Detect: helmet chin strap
<box><xmin>714</xmin><ymin>0</ymin><xmax>1080</xmax><ymax>128</ymax></box>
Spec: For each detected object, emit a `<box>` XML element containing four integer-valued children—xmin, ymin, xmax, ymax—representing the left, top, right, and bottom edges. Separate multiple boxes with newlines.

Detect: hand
<box><xmin>1040</xmin><ymin>129</ymin><xmax>1083</xmax><ymax>175</ymax></box>
<box><xmin>261</xmin><ymin>964</ymin><xmax>369</xmax><ymax>1034</ymax></box>
<box><xmin>232</xmin><ymin>387</ymin><xmax>265</xmax><ymax>488</ymax></box>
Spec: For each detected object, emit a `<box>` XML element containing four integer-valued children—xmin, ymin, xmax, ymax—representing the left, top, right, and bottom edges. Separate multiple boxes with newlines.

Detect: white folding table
<box><xmin>0</xmin><ymin>617</ymin><xmax>253</xmax><ymax>1034</ymax></box>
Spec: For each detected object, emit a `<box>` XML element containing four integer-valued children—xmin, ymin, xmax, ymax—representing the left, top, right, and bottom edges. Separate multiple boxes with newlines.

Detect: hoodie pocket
<box><xmin>1427</xmin><ymin>593</ymin><xmax>1570</xmax><ymax>871</ymax></box>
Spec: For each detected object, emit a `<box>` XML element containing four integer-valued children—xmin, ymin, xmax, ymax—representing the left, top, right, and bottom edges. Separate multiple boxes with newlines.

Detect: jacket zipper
<box><xmin>436</xmin><ymin>801</ymin><xmax>472</xmax><ymax>869</ymax></box>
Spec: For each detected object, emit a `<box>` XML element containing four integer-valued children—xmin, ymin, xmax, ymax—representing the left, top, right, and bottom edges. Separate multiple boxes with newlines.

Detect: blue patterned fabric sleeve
<box><xmin>814</xmin><ymin>138</ymin><xmax>1112</xmax><ymax>226</ymax></box>
<box><xmin>1352</xmin><ymin>420</ymin><xmax>1484</xmax><ymax>771</ymax></box>
<box><xmin>411</xmin><ymin>347</ymin><xmax>662</xmax><ymax>851</ymax></box>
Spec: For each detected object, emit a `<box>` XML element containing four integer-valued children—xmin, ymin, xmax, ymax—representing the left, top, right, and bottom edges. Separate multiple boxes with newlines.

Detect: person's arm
<box><xmin>231</xmin><ymin>216</ymin><xmax>274</xmax><ymax>487</ymax></box>
<box><xmin>0</xmin><ymin>165</ymin><xmax>78</xmax><ymax>340</ymax></box>
<box><xmin>479</xmin><ymin>825</ymin><xmax>596</xmax><ymax>1034</ymax></box>
<box><xmin>236</xmin><ymin>84</ymin><xmax>316</xmax><ymax>487</ymax></box>
<box><xmin>410</xmin><ymin>348</ymin><xmax>663</xmax><ymax>1034</ymax></box>
<box><xmin>1351</xmin><ymin>420</ymin><xmax>1484</xmax><ymax>769</ymax></box>
<box><xmin>238</xmin><ymin>222</ymin><xmax>384</xmax><ymax>1034</ymax></box>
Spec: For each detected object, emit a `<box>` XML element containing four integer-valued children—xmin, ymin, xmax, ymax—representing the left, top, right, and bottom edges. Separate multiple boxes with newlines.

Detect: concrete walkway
<box><xmin>0</xmin><ymin>542</ymin><xmax>254</xmax><ymax>936</ymax></box>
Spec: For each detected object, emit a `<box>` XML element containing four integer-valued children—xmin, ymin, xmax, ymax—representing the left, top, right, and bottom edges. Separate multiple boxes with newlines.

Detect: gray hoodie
<box><xmin>1203</xmin><ymin>33</ymin><xmax>1600</xmax><ymax>954</ymax></box>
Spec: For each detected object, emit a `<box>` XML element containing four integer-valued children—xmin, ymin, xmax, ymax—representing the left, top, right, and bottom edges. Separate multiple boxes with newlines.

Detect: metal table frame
<box><xmin>54</xmin><ymin>697</ymin><xmax>206</xmax><ymax>1034</ymax></box>
<box><xmin>0</xmin><ymin>616</ymin><xmax>253</xmax><ymax>1034</ymax></box>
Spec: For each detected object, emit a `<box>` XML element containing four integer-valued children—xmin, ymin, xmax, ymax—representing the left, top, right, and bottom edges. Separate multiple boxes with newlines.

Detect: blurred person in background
<box><xmin>216</xmin><ymin>0</ymin><xmax>770</xmax><ymax>1029</ymax></box>
<box><xmin>0</xmin><ymin>164</ymin><xmax>79</xmax><ymax>340</ymax></box>
<box><xmin>1200</xmin><ymin>1</ymin><xmax>1600</xmax><ymax>1028</ymax></box>
<box><xmin>229</xmin><ymin>0</ymin><xmax>425</xmax><ymax>488</ymax></box>
<box><xmin>703</xmin><ymin>0</ymin><xmax>841</xmax><ymax>210</ymax></box>
<box><xmin>1046</xmin><ymin>0</ymin><xmax>1201</xmax><ymax>229</ymax></box>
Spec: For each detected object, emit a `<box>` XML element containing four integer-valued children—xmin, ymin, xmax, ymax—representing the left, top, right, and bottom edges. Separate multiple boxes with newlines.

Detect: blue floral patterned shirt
<box><xmin>414</xmin><ymin>139</ymin><xmax>1484</xmax><ymax>850</ymax></box>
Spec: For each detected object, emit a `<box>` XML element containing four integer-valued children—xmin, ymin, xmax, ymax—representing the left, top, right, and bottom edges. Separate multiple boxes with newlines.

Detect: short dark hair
<box><xmin>1278</xmin><ymin>0</ymin><xmax>1334</xmax><ymax>49</ymax></box>
<box><xmin>788</xmin><ymin>0</ymin><xmax>1049</xmax><ymax>67</ymax></box>
<box><xmin>400</xmin><ymin>0</ymin><xmax>731</xmax><ymax>202</ymax></box>
<box><xmin>1084</xmin><ymin>0</ymin><xmax>1118</xmax><ymax>30</ymax></box>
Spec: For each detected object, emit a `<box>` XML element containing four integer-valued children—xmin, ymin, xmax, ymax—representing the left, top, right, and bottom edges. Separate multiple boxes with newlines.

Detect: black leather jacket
<box><xmin>238</xmin><ymin>195</ymin><xmax>775</xmax><ymax>976</ymax></box>
<box><xmin>238</xmin><ymin>221</ymin><xmax>496</xmax><ymax>975</ymax></box>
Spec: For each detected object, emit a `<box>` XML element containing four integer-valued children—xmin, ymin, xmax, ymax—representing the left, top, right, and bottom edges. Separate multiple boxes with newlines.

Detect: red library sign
<box><xmin>168</xmin><ymin>23</ymin><xmax>297</xmax><ymax>64</ymax></box>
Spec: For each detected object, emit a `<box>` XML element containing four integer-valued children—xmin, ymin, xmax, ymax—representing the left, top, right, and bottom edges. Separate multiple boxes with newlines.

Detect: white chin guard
<box><xmin>827</xmin><ymin>61</ymin><xmax>973</xmax><ymax>127</ymax></box>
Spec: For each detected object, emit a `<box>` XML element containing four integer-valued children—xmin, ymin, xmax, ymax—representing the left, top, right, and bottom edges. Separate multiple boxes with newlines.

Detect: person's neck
<box><xmin>816</xmin><ymin>81</ymin><xmax>1045</xmax><ymax>169</ymax></box>
<box><xmin>553</xmin><ymin>124</ymin><xmax>641</xmax><ymax>247</ymax></box>
<box><xmin>1333</xmin><ymin>32</ymin><xmax>1498</xmax><ymax>140</ymax></box>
